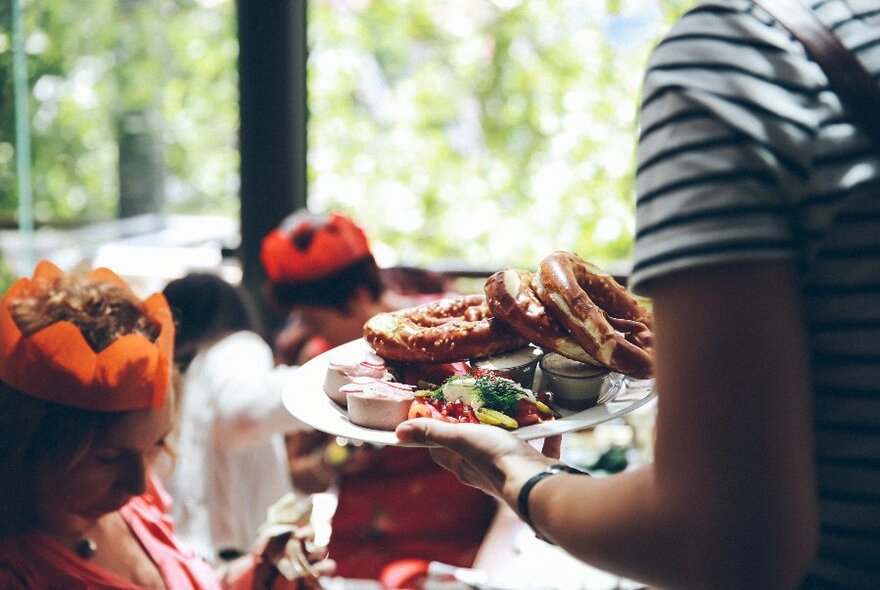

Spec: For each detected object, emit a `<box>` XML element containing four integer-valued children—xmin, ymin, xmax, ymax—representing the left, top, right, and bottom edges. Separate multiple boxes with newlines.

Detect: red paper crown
<box><xmin>0</xmin><ymin>261</ymin><xmax>174</xmax><ymax>412</ymax></box>
<box><xmin>260</xmin><ymin>212</ymin><xmax>372</xmax><ymax>283</ymax></box>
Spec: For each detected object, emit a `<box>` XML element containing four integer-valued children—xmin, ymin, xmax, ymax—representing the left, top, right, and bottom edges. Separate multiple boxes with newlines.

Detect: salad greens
<box><xmin>427</xmin><ymin>373</ymin><xmax>534</xmax><ymax>415</ymax></box>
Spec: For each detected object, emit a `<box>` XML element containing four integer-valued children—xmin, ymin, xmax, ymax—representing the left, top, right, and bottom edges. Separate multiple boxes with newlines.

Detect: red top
<box><xmin>325</xmin><ymin>353</ymin><xmax>495</xmax><ymax>580</ymax></box>
<box><xmin>328</xmin><ymin>446</ymin><xmax>497</xmax><ymax>580</ymax></box>
<box><xmin>0</xmin><ymin>476</ymin><xmax>220</xmax><ymax>590</ymax></box>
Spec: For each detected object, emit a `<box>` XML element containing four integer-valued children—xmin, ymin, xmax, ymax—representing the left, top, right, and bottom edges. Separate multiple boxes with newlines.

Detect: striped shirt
<box><xmin>630</xmin><ymin>0</ymin><xmax>880</xmax><ymax>586</ymax></box>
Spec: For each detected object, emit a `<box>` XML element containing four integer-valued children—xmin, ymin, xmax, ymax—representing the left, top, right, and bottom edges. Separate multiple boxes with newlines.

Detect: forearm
<box><xmin>515</xmin><ymin>461</ymin><xmax>811</xmax><ymax>589</ymax></box>
<box><xmin>500</xmin><ymin>462</ymin><xmax>679</xmax><ymax>586</ymax></box>
<box><xmin>515</xmin><ymin>262</ymin><xmax>818</xmax><ymax>588</ymax></box>
<box><xmin>217</xmin><ymin>555</ymin><xmax>256</xmax><ymax>590</ymax></box>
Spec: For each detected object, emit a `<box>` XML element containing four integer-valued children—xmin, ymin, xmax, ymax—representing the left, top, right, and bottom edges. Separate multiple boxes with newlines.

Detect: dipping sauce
<box><xmin>538</xmin><ymin>352</ymin><xmax>609</xmax><ymax>411</ymax></box>
<box><xmin>471</xmin><ymin>345</ymin><xmax>543</xmax><ymax>389</ymax></box>
<box><xmin>324</xmin><ymin>348</ymin><xmax>391</xmax><ymax>406</ymax></box>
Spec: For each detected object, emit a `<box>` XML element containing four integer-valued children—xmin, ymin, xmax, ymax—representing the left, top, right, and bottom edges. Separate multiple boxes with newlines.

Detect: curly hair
<box><xmin>10</xmin><ymin>273</ymin><xmax>159</xmax><ymax>352</ymax></box>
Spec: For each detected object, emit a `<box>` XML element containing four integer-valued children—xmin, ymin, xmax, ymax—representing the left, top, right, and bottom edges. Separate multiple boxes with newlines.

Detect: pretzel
<box><xmin>484</xmin><ymin>268</ymin><xmax>602</xmax><ymax>366</ymax></box>
<box><xmin>362</xmin><ymin>294</ymin><xmax>528</xmax><ymax>363</ymax></box>
<box><xmin>534</xmin><ymin>252</ymin><xmax>654</xmax><ymax>379</ymax></box>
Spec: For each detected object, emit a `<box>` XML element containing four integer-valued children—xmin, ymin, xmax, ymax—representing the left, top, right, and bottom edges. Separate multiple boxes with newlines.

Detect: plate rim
<box><xmin>281</xmin><ymin>339</ymin><xmax>656</xmax><ymax>447</ymax></box>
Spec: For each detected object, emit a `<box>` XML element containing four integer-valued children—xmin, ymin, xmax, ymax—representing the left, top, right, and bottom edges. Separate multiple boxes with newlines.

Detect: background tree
<box><xmin>1</xmin><ymin>0</ymin><xmax>693</xmax><ymax>271</ymax></box>
<box><xmin>309</xmin><ymin>0</ymin><xmax>694</xmax><ymax>269</ymax></box>
<box><xmin>0</xmin><ymin>0</ymin><xmax>238</xmax><ymax>227</ymax></box>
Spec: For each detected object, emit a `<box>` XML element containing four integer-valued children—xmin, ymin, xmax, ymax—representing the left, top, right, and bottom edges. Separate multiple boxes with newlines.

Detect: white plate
<box><xmin>281</xmin><ymin>339</ymin><xmax>657</xmax><ymax>447</ymax></box>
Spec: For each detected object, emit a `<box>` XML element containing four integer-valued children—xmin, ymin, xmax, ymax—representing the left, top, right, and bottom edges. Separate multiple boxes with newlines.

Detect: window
<box><xmin>1</xmin><ymin>1</ymin><xmax>238</xmax><ymax>224</ymax></box>
<box><xmin>2</xmin><ymin>0</ymin><xmax>693</xmax><ymax>287</ymax></box>
<box><xmin>308</xmin><ymin>0</ymin><xmax>693</xmax><ymax>271</ymax></box>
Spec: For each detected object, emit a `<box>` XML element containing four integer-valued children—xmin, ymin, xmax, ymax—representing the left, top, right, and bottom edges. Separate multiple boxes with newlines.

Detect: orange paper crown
<box><xmin>260</xmin><ymin>212</ymin><xmax>372</xmax><ymax>283</ymax></box>
<box><xmin>0</xmin><ymin>261</ymin><xmax>174</xmax><ymax>412</ymax></box>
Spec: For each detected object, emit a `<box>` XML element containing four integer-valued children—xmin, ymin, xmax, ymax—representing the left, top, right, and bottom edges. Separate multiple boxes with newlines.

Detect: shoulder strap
<box><xmin>753</xmin><ymin>0</ymin><xmax>880</xmax><ymax>146</ymax></box>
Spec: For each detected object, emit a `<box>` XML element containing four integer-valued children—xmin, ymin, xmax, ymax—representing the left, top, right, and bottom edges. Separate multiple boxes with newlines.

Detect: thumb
<box><xmin>396</xmin><ymin>418</ymin><xmax>510</xmax><ymax>459</ymax></box>
<box><xmin>395</xmin><ymin>417</ymin><xmax>451</xmax><ymax>446</ymax></box>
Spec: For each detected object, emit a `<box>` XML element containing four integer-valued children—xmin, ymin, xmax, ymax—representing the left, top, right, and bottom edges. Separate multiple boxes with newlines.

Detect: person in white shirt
<box><xmin>161</xmin><ymin>272</ymin><xmax>306</xmax><ymax>564</ymax></box>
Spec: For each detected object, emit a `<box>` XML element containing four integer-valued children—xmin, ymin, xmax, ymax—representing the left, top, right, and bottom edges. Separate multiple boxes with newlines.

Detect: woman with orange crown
<box><xmin>0</xmin><ymin>261</ymin><xmax>333</xmax><ymax>589</ymax></box>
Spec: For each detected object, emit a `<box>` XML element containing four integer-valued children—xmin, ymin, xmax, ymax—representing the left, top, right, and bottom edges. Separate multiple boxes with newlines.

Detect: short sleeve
<box><xmin>629</xmin><ymin>0</ymin><xmax>831</xmax><ymax>294</ymax></box>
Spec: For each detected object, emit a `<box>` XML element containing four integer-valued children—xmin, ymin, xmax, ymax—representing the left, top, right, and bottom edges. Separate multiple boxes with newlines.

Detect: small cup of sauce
<box><xmin>537</xmin><ymin>352</ymin><xmax>609</xmax><ymax>411</ymax></box>
<box><xmin>471</xmin><ymin>345</ymin><xmax>544</xmax><ymax>389</ymax></box>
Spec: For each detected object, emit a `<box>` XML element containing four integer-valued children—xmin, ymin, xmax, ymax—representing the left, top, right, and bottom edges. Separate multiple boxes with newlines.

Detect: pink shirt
<box><xmin>0</xmin><ymin>476</ymin><xmax>221</xmax><ymax>590</ymax></box>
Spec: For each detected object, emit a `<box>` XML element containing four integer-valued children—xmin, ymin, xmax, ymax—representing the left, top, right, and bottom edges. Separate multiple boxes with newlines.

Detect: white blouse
<box><xmin>163</xmin><ymin>330</ymin><xmax>306</xmax><ymax>564</ymax></box>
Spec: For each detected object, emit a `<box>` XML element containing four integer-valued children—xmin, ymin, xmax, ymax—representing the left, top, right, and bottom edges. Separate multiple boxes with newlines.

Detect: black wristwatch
<box><xmin>517</xmin><ymin>463</ymin><xmax>590</xmax><ymax>540</ymax></box>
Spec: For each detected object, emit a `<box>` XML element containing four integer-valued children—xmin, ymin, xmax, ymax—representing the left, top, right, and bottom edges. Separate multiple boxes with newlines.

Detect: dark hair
<box><xmin>0</xmin><ymin>385</ymin><xmax>108</xmax><ymax>536</ymax></box>
<box><xmin>267</xmin><ymin>255</ymin><xmax>384</xmax><ymax>312</ymax></box>
<box><xmin>162</xmin><ymin>273</ymin><xmax>263</xmax><ymax>370</ymax></box>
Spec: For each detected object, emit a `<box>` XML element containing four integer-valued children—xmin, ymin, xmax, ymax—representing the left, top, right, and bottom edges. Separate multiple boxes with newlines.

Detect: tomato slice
<box><xmin>411</xmin><ymin>397</ymin><xmax>548</xmax><ymax>427</ymax></box>
<box><xmin>408</xmin><ymin>399</ymin><xmax>459</xmax><ymax>423</ymax></box>
<box><xmin>512</xmin><ymin>398</ymin><xmax>548</xmax><ymax>427</ymax></box>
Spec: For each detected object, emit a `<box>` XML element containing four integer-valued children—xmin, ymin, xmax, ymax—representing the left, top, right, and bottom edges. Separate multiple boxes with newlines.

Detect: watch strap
<box><xmin>516</xmin><ymin>463</ymin><xmax>590</xmax><ymax>539</ymax></box>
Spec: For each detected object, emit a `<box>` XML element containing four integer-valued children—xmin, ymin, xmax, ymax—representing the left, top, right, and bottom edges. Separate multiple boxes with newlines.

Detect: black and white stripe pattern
<box><xmin>630</xmin><ymin>1</ymin><xmax>880</xmax><ymax>585</ymax></box>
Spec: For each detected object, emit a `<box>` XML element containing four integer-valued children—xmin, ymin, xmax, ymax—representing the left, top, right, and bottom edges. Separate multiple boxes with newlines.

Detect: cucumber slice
<box><xmin>475</xmin><ymin>408</ymin><xmax>519</xmax><ymax>430</ymax></box>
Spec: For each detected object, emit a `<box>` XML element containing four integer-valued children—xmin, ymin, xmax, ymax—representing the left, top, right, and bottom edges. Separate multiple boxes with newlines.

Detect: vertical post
<box><xmin>12</xmin><ymin>0</ymin><xmax>35</xmax><ymax>275</ymax></box>
<box><xmin>117</xmin><ymin>0</ymin><xmax>165</xmax><ymax>226</ymax></box>
<box><xmin>118</xmin><ymin>110</ymin><xmax>165</xmax><ymax>221</ymax></box>
<box><xmin>237</xmin><ymin>0</ymin><xmax>308</xmax><ymax>332</ymax></box>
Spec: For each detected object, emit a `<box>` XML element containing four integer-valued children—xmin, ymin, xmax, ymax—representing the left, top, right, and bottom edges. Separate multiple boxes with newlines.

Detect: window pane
<box><xmin>308</xmin><ymin>0</ymin><xmax>693</xmax><ymax>271</ymax></box>
<box><xmin>0</xmin><ymin>0</ymin><xmax>238</xmax><ymax>226</ymax></box>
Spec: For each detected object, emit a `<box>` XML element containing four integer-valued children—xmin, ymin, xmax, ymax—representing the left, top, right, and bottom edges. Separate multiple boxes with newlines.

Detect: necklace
<box><xmin>71</xmin><ymin>518</ymin><xmax>102</xmax><ymax>559</ymax></box>
<box><xmin>39</xmin><ymin>516</ymin><xmax>102</xmax><ymax>559</ymax></box>
<box><xmin>75</xmin><ymin>536</ymin><xmax>98</xmax><ymax>558</ymax></box>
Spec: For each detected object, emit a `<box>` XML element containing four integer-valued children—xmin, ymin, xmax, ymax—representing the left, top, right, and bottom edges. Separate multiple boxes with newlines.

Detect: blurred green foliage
<box><xmin>0</xmin><ymin>0</ymin><xmax>239</xmax><ymax>226</ymax></box>
<box><xmin>1</xmin><ymin>0</ymin><xmax>693</xmax><ymax>270</ymax></box>
<box><xmin>308</xmin><ymin>0</ymin><xmax>694</xmax><ymax>269</ymax></box>
<box><xmin>0</xmin><ymin>254</ymin><xmax>12</xmax><ymax>294</ymax></box>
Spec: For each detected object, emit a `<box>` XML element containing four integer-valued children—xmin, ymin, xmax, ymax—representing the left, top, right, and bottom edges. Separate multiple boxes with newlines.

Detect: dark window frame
<box><xmin>237</xmin><ymin>1</ymin><xmax>308</xmax><ymax>325</ymax></box>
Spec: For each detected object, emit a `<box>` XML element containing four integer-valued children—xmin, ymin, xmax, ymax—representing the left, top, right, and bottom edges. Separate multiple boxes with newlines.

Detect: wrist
<box><xmin>499</xmin><ymin>454</ymin><xmax>554</xmax><ymax>503</ymax></box>
<box><xmin>217</xmin><ymin>554</ymin><xmax>256</xmax><ymax>590</ymax></box>
<box><xmin>516</xmin><ymin>463</ymin><xmax>590</xmax><ymax>542</ymax></box>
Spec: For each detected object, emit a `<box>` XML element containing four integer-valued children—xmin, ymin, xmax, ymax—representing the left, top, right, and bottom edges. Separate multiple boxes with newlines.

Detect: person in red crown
<box><xmin>260</xmin><ymin>210</ymin><xmax>497</xmax><ymax>581</ymax></box>
<box><xmin>261</xmin><ymin>210</ymin><xmax>454</xmax><ymax>367</ymax></box>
